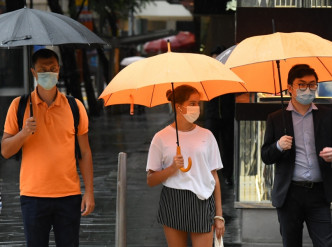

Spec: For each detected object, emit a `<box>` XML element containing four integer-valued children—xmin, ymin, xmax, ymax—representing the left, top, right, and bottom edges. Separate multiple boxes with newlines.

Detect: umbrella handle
<box><xmin>130</xmin><ymin>94</ymin><xmax>134</xmax><ymax>115</ymax></box>
<box><xmin>177</xmin><ymin>146</ymin><xmax>192</xmax><ymax>172</ymax></box>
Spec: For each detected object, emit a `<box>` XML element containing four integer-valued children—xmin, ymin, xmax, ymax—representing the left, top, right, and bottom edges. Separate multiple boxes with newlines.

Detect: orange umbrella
<box><xmin>217</xmin><ymin>32</ymin><xmax>332</xmax><ymax>94</ymax></box>
<box><xmin>100</xmin><ymin>52</ymin><xmax>246</xmax><ymax>107</ymax></box>
<box><xmin>217</xmin><ymin>32</ymin><xmax>332</xmax><ymax>133</ymax></box>
<box><xmin>99</xmin><ymin>46</ymin><xmax>247</xmax><ymax>172</ymax></box>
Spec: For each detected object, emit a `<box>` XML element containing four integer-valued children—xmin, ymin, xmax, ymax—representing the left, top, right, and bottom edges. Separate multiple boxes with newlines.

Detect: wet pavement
<box><xmin>0</xmin><ymin>104</ymin><xmax>241</xmax><ymax>246</ymax></box>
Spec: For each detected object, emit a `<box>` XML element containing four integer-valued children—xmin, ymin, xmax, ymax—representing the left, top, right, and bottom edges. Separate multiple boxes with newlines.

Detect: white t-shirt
<box><xmin>146</xmin><ymin>125</ymin><xmax>223</xmax><ymax>200</ymax></box>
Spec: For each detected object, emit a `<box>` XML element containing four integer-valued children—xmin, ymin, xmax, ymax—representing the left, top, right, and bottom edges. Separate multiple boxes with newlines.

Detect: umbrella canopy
<box><xmin>0</xmin><ymin>7</ymin><xmax>107</xmax><ymax>47</ymax></box>
<box><xmin>143</xmin><ymin>31</ymin><xmax>195</xmax><ymax>54</ymax></box>
<box><xmin>99</xmin><ymin>49</ymin><xmax>246</xmax><ymax>172</ymax></box>
<box><xmin>100</xmin><ymin>51</ymin><xmax>246</xmax><ymax>107</ymax></box>
<box><xmin>216</xmin><ymin>32</ymin><xmax>332</xmax><ymax>94</ymax></box>
<box><xmin>0</xmin><ymin>6</ymin><xmax>107</xmax><ymax>118</ymax></box>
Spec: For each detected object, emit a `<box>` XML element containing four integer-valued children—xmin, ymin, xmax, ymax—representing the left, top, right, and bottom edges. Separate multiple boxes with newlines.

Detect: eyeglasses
<box><xmin>296</xmin><ymin>83</ymin><xmax>318</xmax><ymax>91</ymax></box>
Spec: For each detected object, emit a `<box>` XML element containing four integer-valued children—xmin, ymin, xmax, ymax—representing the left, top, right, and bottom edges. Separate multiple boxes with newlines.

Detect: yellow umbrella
<box><xmin>217</xmin><ymin>32</ymin><xmax>332</xmax><ymax>94</ymax></box>
<box><xmin>99</xmin><ymin>47</ymin><xmax>247</xmax><ymax>172</ymax></box>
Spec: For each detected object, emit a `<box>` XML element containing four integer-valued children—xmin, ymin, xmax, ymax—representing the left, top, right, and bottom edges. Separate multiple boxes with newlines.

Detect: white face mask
<box><xmin>35</xmin><ymin>72</ymin><xmax>58</xmax><ymax>90</ymax></box>
<box><xmin>181</xmin><ymin>105</ymin><xmax>200</xmax><ymax>123</ymax></box>
<box><xmin>295</xmin><ymin>88</ymin><xmax>316</xmax><ymax>105</ymax></box>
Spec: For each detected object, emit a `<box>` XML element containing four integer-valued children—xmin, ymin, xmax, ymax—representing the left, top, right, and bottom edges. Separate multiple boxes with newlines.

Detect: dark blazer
<box><xmin>261</xmin><ymin>105</ymin><xmax>332</xmax><ymax>208</ymax></box>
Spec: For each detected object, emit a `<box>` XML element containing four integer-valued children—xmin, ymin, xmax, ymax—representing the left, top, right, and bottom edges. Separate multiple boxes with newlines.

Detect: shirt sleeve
<box><xmin>3</xmin><ymin>97</ymin><xmax>20</xmax><ymax>136</ymax></box>
<box><xmin>146</xmin><ymin>135</ymin><xmax>163</xmax><ymax>172</ymax></box>
<box><xmin>276</xmin><ymin>141</ymin><xmax>284</xmax><ymax>152</ymax></box>
<box><xmin>75</xmin><ymin>99</ymin><xmax>89</xmax><ymax>136</ymax></box>
<box><xmin>207</xmin><ymin>131</ymin><xmax>223</xmax><ymax>171</ymax></box>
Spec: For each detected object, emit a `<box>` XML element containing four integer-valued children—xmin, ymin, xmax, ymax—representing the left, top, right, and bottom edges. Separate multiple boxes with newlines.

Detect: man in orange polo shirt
<box><xmin>1</xmin><ymin>49</ymin><xmax>95</xmax><ymax>246</ymax></box>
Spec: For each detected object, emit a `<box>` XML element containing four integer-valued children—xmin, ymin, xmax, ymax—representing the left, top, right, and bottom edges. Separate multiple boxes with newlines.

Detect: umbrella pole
<box><xmin>171</xmin><ymin>83</ymin><xmax>192</xmax><ymax>173</ymax></box>
<box><xmin>27</xmin><ymin>45</ymin><xmax>33</xmax><ymax>117</ymax></box>
<box><xmin>272</xmin><ymin>21</ymin><xmax>286</xmax><ymax>134</ymax></box>
<box><xmin>171</xmin><ymin>83</ymin><xmax>180</xmax><ymax>147</ymax></box>
<box><xmin>276</xmin><ymin>60</ymin><xmax>287</xmax><ymax>134</ymax></box>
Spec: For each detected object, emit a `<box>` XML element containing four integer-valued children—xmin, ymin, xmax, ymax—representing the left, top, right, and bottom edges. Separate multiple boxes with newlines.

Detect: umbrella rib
<box><xmin>200</xmin><ymin>81</ymin><xmax>210</xmax><ymax>101</ymax></box>
<box><xmin>104</xmin><ymin>94</ymin><xmax>112</xmax><ymax>106</ymax></box>
<box><xmin>7</xmin><ymin>11</ymin><xmax>25</xmax><ymax>45</ymax></box>
<box><xmin>239</xmin><ymin>81</ymin><xmax>249</xmax><ymax>93</ymax></box>
<box><xmin>36</xmin><ymin>11</ymin><xmax>55</xmax><ymax>45</ymax></box>
<box><xmin>272</xmin><ymin>61</ymin><xmax>278</xmax><ymax>95</ymax></box>
<box><xmin>317</xmin><ymin>57</ymin><xmax>332</xmax><ymax>79</ymax></box>
<box><xmin>150</xmin><ymin>84</ymin><xmax>156</xmax><ymax>107</ymax></box>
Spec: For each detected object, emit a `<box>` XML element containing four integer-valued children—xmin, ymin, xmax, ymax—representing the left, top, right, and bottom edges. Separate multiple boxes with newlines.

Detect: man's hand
<box><xmin>319</xmin><ymin>147</ymin><xmax>332</xmax><ymax>162</ymax></box>
<box><xmin>23</xmin><ymin>117</ymin><xmax>36</xmax><ymax>135</ymax></box>
<box><xmin>81</xmin><ymin>191</ymin><xmax>95</xmax><ymax>216</ymax></box>
<box><xmin>278</xmin><ymin>135</ymin><xmax>293</xmax><ymax>151</ymax></box>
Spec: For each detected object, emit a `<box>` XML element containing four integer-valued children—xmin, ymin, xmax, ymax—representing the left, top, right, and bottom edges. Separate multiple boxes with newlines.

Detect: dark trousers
<box><xmin>277</xmin><ymin>183</ymin><xmax>332</xmax><ymax>247</ymax></box>
<box><xmin>20</xmin><ymin>195</ymin><xmax>82</xmax><ymax>247</ymax></box>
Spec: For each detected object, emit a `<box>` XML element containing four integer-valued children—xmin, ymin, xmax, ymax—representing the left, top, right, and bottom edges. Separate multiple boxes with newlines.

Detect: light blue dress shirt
<box><xmin>277</xmin><ymin>101</ymin><xmax>322</xmax><ymax>182</ymax></box>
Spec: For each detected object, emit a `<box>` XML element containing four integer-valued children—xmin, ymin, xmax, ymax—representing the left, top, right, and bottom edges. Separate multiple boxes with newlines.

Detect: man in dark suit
<box><xmin>261</xmin><ymin>64</ymin><xmax>332</xmax><ymax>247</ymax></box>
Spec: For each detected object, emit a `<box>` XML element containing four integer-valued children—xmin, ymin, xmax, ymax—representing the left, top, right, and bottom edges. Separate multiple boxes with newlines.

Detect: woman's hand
<box><xmin>147</xmin><ymin>154</ymin><xmax>184</xmax><ymax>187</ymax></box>
<box><xmin>214</xmin><ymin>217</ymin><xmax>225</xmax><ymax>239</ymax></box>
<box><xmin>171</xmin><ymin>154</ymin><xmax>184</xmax><ymax>170</ymax></box>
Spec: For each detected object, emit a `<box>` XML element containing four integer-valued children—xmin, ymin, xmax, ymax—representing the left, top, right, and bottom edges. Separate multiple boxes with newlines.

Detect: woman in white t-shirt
<box><xmin>146</xmin><ymin>85</ymin><xmax>225</xmax><ymax>247</ymax></box>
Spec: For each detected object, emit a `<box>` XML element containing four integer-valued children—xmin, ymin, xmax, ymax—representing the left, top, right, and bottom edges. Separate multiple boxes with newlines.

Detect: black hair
<box><xmin>32</xmin><ymin>49</ymin><xmax>59</xmax><ymax>68</ymax></box>
<box><xmin>287</xmin><ymin>64</ymin><xmax>318</xmax><ymax>85</ymax></box>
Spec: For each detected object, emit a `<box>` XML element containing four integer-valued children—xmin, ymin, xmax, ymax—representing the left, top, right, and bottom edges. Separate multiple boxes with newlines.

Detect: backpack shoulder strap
<box><xmin>14</xmin><ymin>94</ymin><xmax>29</xmax><ymax>161</ymax></box>
<box><xmin>66</xmin><ymin>96</ymin><xmax>80</xmax><ymax>132</ymax></box>
<box><xmin>66</xmin><ymin>95</ymin><xmax>81</xmax><ymax>161</ymax></box>
<box><xmin>17</xmin><ymin>94</ymin><xmax>29</xmax><ymax>131</ymax></box>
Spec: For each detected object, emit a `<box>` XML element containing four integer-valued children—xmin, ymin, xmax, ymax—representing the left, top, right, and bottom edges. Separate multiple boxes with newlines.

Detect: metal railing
<box><xmin>274</xmin><ymin>0</ymin><xmax>297</xmax><ymax>7</ymax></box>
<box><xmin>274</xmin><ymin>0</ymin><xmax>332</xmax><ymax>7</ymax></box>
<box><xmin>310</xmin><ymin>0</ymin><xmax>332</xmax><ymax>7</ymax></box>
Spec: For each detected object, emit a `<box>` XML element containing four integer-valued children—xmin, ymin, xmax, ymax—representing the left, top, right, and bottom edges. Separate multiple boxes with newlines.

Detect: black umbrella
<box><xmin>0</xmin><ymin>6</ymin><xmax>107</xmax><ymax>116</ymax></box>
<box><xmin>0</xmin><ymin>7</ymin><xmax>106</xmax><ymax>47</ymax></box>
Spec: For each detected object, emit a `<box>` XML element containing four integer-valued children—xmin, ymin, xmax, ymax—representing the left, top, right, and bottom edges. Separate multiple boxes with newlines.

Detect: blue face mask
<box><xmin>35</xmin><ymin>72</ymin><xmax>58</xmax><ymax>90</ymax></box>
<box><xmin>296</xmin><ymin>88</ymin><xmax>315</xmax><ymax>105</ymax></box>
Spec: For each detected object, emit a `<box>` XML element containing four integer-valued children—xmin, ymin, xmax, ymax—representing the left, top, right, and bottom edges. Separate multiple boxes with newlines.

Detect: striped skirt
<box><xmin>157</xmin><ymin>186</ymin><xmax>215</xmax><ymax>233</ymax></box>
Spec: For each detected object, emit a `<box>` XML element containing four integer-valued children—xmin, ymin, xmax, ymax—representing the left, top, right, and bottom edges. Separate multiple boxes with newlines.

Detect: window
<box><xmin>310</xmin><ymin>0</ymin><xmax>332</xmax><ymax>7</ymax></box>
<box><xmin>274</xmin><ymin>0</ymin><xmax>297</xmax><ymax>7</ymax></box>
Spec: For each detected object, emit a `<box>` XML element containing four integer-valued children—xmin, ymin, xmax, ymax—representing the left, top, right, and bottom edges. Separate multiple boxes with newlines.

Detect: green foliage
<box><xmin>89</xmin><ymin>0</ymin><xmax>151</xmax><ymax>20</ymax></box>
<box><xmin>87</xmin><ymin>0</ymin><xmax>151</xmax><ymax>37</ymax></box>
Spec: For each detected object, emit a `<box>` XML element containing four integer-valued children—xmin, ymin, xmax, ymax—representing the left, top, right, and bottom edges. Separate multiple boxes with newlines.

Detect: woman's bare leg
<box><xmin>163</xmin><ymin>225</ymin><xmax>188</xmax><ymax>247</ymax></box>
<box><xmin>191</xmin><ymin>229</ymin><xmax>214</xmax><ymax>247</ymax></box>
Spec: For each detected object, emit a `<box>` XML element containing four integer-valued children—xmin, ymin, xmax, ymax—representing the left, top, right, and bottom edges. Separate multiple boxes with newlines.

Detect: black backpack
<box><xmin>16</xmin><ymin>94</ymin><xmax>81</xmax><ymax>162</ymax></box>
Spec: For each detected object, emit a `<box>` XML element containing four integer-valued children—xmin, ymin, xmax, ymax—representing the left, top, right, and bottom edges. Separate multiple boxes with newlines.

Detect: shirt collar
<box><xmin>32</xmin><ymin>87</ymin><xmax>61</xmax><ymax>106</ymax></box>
<box><xmin>286</xmin><ymin>100</ymin><xmax>317</xmax><ymax>114</ymax></box>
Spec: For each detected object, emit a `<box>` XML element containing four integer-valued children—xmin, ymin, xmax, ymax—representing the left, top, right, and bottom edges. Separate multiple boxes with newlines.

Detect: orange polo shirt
<box><xmin>4</xmin><ymin>89</ymin><xmax>89</xmax><ymax>197</ymax></box>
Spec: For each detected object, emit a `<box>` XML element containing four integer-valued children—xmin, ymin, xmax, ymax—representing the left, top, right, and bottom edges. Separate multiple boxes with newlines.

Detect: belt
<box><xmin>291</xmin><ymin>181</ymin><xmax>323</xmax><ymax>189</ymax></box>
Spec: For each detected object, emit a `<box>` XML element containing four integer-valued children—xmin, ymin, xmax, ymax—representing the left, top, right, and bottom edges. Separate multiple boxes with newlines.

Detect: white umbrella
<box><xmin>120</xmin><ymin>56</ymin><xmax>145</xmax><ymax>67</ymax></box>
